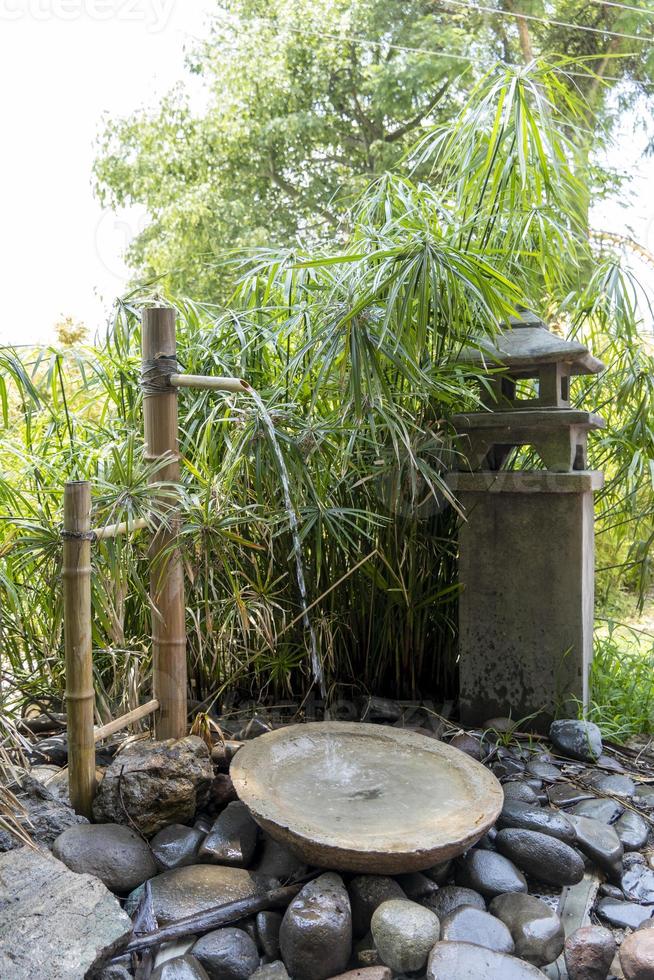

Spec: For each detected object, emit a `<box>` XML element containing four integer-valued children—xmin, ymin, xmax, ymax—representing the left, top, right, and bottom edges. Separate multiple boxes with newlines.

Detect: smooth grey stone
<box><xmin>52</xmin><ymin>823</ymin><xmax>158</xmax><ymax>894</ymax></box>
<box><xmin>449</xmin><ymin>734</ymin><xmax>482</xmax><ymax>760</ymax></box>
<box><xmin>423</xmin><ymin>859</ymin><xmax>452</xmax><ymax>884</ymax></box>
<box><xmin>615</xmin><ymin>810</ymin><xmax>649</xmax><ymax>851</ymax></box>
<box><xmin>503</xmin><ymin>781</ymin><xmax>540</xmax><ymax>805</ymax></box>
<box><xmin>353</xmin><ymin>932</ymin><xmax>382</xmax><ymax>968</ymax></box>
<box><xmin>194</xmin><ymin>815</ymin><xmax>213</xmax><ymax>834</ymax></box>
<box><xmin>596</xmin><ymin>897</ymin><xmax>654</xmax><ymax>929</ymax></box>
<box><xmin>498</xmin><ymin>801</ymin><xmax>576</xmax><ymax>844</ymax></box>
<box><xmin>587</xmin><ymin>772</ymin><xmax>636</xmax><ymax>799</ymax></box>
<box><xmin>495</xmin><ymin>829</ymin><xmax>584</xmax><ymax>886</ymax></box>
<box><xmin>548</xmin><ymin>784</ymin><xmax>595</xmax><ymax>807</ymax></box>
<box><xmin>621</xmin><ymin>864</ymin><xmax>654</xmax><ymax>903</ymax></box>
<box><xmin>255</xmin><ymin>833</ymin><xmax>307</xmax><ymax>880</ymax></box>
<box><xmin>255</xmin><ymin>911</ymin><xmax>282</xmax><ymax>959</ymax></box>
<box><xmin>92</xmin><ymin>736</ymin><xmax>213</xmax><ymax>837</ymax></box>
<box><xmin>493</xmin><ymin>758</ymin><xmax>526</xmax><ymax>779</ymax></box>
<box><xmin>527</xmin><ymin>760</ymin><xmax>561</xmax><ymax>783</ymax></box>
<box><xmin>475</xmin><ymin>833</ymin><xmax>497</xmax><ymax>850</ymax></box>
<box><xmin>125</xmin><ymin>866</ymin><xmax>274</xmax><ymax>926</ymax></box>
<box><xmin>550</xmin><ymin>720</ymin><xmax>602</xmax><ymax>762</ymax></box>
<box><xmin>441</xmin><ymin>906</ymin><xmax>514</xmax><ymax>953</ymax></box>
<box><xmin>426</xmin><ymin>941</ymin><xmax>548</xmax><ymax>978</ymax></box>
<box><xmin>96</xmin><ymin>964</ymin><xmax>132</xmax><ymax>980</ymax></box>
<box><xmin>635</xmin><ymin>785</ymin><xmax>654</xmax><ymax>807</ymax></box>
<box><xmin>624</xmin><ymin>851</ymin><xmax>647</xmax><ymax>869</ymax></box>
<box><xmin>422</xmin><ymin>884</ymin><xmax>486</xmax><ymax>917</ymax></box>
<box><xmin>638</xmin><ymin>918</ymin><xmax>654</xmax><ymax>931</ymax></box>
<box><xmin>279</xmin><ymin>873</ymin><xmax>352</xmax><ymax>980</ymax></box>
<box><xmin>151</xmin><ymin>824</ymin><xmax>205</xmax><ymax>871</ymax></box>
<box><xmin>371</xmin><ymin>899</ymin><xmax>440</xmax><ymax>973</ymax></box>
<box><xmin>0</xmin><ymin>846</ymin><xmax>132</xmax><ymax>979</ymax></box>
<box><xmin>490</xmin><ymin>893</ymin><xmax>564</xmax><ymax>967</ymax></box>
<box><xmin>151</xmin><ymin>956</ymin><xmax>210</xmax><ymax>980</ymax></box>
<box><xmin>198</xmin><ymin>801</ymin><xmax>258</xmax><ymax>868</ymax></box>
<box><xmin>250</xmin><ymin>963</ymin><xmax>290</xmax><ymax>980</ymax></box>
<box><xmin>570</xmin><ymin>798</ymin><xmax>623</xmax><ymax>824</ymax></box>
<box><xmin>568</xmin><ymin>814</ymin><xmax>624</xmax><ymax>878</ymax></box>
<box><xmin>348</xmin><ymin>875</ymin><xmax>405</xmax><ymax>938</ymax></box>
<box><xmin>192</xmin><ymin>928</ymin><xmax>258</xmax><ymax>980</ymax></box>
<box><xmin>563</xmin><ymin>924</ymin><xmax>616</xmax><ymax>980</ymax></box>
<box><xmin>456</xmin><ymin>848</ymin><xmax>527</xmax><ymax>897</ymax></box>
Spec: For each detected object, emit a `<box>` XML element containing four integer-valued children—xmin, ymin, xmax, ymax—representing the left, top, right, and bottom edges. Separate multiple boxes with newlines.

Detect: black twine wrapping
<box><xmin>141</xmin><ymin>354</ymin><xmax>178</xmax><ymax>396</ymax></box>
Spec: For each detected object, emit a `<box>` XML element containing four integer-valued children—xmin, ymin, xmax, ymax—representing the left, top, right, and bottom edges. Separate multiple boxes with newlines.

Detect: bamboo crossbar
<box><xmin>170</xmin><ymin>373</ymin><xmax>251</xmax><ymax>393</ymax></box>
<box><xmin>92</xmin><ymin>516</ymin><xmax>149</xmax><ymax>540</ymax></box>
<box><xmin>93</xmin><ymin>699</ymin><xmax>160</xmax><ymax>742</ymax></box>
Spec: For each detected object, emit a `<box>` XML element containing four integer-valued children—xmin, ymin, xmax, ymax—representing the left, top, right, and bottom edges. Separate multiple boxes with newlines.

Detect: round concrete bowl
<box><xmin>231</xmin><ymin>721</ymin><xmax>503</xmax><ymax>873</ymax></box>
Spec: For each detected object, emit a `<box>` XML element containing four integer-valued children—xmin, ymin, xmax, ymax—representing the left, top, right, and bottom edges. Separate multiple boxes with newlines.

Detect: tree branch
<box><xmin>384</xmin><ymin>81</ymin><xmax>451</xmax><ymax>143</ymax></box>
<box><xmin>268</xmin><ymin>151</ymin><xmax>339</xmax><ymax>226</ymax></box>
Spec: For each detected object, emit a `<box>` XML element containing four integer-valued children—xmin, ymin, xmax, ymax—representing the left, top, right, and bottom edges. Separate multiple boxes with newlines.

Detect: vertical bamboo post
<box><xmin>142</xmin><ymin>307</ymin><xmax>187</xmax><ymax>740</ymax></box>
<box><xmin>63</xmin><ymin>480</ymin><xmax>96</xmax><ymax>817</ymax></box>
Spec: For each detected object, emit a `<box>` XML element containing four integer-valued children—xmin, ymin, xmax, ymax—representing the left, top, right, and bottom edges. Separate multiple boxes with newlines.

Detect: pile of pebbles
<box><xmin>13</xmin><ymin>713</ymin><xmax>654</xmax><ymax>979</ymax></box>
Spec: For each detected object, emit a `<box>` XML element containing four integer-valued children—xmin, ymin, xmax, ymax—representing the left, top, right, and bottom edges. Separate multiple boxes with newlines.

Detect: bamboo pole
<box><xmin>92</xmin><ymin>516</ymin><xmax>149</xmax><ymax>540</ymax></box>
<box><xmin>170</xmin><ymin>373</ymin><xmax>251</xmax><ymax>393</ymax></box>
<box><xmin>142</xmin><ymin>307</ymin><xmax>187</xmax><ymax>740</ymax></box>
<box><xmin>93</xmin><ymin>698</ymin><xmax>159</xmax><ymax>742</ymax></box>
<box><xmin>63</xmin><ymin>480</ymin><xmax>96</xmax><ymax>817</ymax></box>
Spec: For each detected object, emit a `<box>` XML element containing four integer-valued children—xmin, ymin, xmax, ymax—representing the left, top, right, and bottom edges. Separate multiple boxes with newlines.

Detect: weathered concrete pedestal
<box><xmin>448</xmin><ymin>470</ymin><xmax>603</xmax><ymax>731</ymax></box>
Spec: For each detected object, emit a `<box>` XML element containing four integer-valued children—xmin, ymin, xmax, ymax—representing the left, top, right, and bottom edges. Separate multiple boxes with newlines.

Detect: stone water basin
<box><xmin>231</xmin><ymin>721</ymin><xmax>503</xmax><ymax>873</ymax></box>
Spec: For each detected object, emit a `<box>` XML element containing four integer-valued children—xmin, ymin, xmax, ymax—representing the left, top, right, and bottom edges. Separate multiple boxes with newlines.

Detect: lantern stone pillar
<box><xmin>448</xmin><ymin>312</ymin><xmax>605</xmax><ymax>731</ymax></box>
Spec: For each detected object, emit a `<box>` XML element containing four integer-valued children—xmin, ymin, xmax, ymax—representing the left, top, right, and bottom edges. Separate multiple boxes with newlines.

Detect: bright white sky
<box><xmin>0</xmin><ymin>1</ymin><xmax>652</xmax><ymax>346</ymax></box>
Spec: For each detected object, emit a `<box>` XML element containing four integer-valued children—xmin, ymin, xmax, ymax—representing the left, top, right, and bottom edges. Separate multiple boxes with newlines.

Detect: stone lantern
<box><xmin>447</xmin><ymin>311</ymin><xmax>605</xmax><ymax>730</ymax></box>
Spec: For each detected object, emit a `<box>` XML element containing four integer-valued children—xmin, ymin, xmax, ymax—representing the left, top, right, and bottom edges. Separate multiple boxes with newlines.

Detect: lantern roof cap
<box><xmin>462</xmin><ymin>311</ymin><xmax>604</xmax><ymax>376</ymax></box>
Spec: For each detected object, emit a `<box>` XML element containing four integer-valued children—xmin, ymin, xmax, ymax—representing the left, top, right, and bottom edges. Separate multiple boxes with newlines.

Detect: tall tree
<box><xmin>94</xmin><ymin>0</ymin><xmax>653</xmax><ymax>299</ymax></box>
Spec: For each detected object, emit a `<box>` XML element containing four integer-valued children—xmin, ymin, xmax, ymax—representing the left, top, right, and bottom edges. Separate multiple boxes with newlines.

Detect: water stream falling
<box><xmin>249</xmin><ymin>390</ymin><xmax>325</xmax><ymax>698</ymax></box>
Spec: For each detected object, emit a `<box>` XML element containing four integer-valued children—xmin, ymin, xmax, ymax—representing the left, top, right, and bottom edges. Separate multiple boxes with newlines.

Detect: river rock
<box><xmin>279</xmin><ymin>873</ymin><xmax>352</xmax><ymax>980</ymax></box>
<box><xmin>549</xmin><ymin>720</ymin><xmax>602</xmax><ymax>762</ymax></box>
<box><xmin>92</xmin><ymin>736</ymin><xmax>213</xmax><ymax>836</ymax></box>
<box><xmin>570</xmin><ymin>799</ymin><xmax>623</xmax><ymax>824</ymax></box>
<box><xmin>596</xmin><ymin>898</ymin><xmax>654</xmax><ymax>929</ymax></box>
<box><xmin>256</xmin><ymin>910</ymin><xmax>283</xmax><ymax>958</ymax></box>
<box><xmin>0</xmin><ymin>774</ymin><xmax>87</xmax><ymax>852</ymax></box>
<box><xmin>422</xmin><ymin>884</ymin><xmax>486</xmax><ymax>917</ymax></box>
<box><xmin>126</xmin><ymin>865</ymin><xmax>273</xmax><ymax>925</ymax></box>
<box><xmin>495</xmin><ymin>829</ymin><xmax>584</xmax><ymax>886</ymax></box>
<box><xmin>370</xmin><ymin>899</ymin><xmax>440</xmax><ymax>973</ymax></box>
<box><xmin>348</xmin><ymin>875</ymin><xmax>406</xmax><ymax>937</ymax></box>
<box><xmin>327</xmin><ymin>969</ymin><xmax>391</xmax><ymax>980</ymax></box>
<box><xmin>490</xmin><ymin>893</ymin><xmax>564</xmax><ymax>966</ymax></box>
<box><xmin>423</xmin><ymin>859</ymin><xmax>452</xmax><ymax>884</ymax></box>
<box><xmin>198</xmin><ymin>801</ymin><xmax>258</xmax><ymax>867</ymax></box>
<box><xmin>426</xmin><ymin>941</ymin><xmax>547</xmax><ymax>978</ymax></box>
<box><xmin>151</xmin><ymin>824</ymin><xmax>205</xmax><ymax>870</ymax></box>
<box><xmin>52</xmin><ymin>822</ymin><xmax>157</xmax><ymax>893</ymax></box>
<box><xmin>395</xmin><ymin>871</ymin><xmax>439</xmax><ymax>900</ymax></box>
<box><xmin>208</xmin><ymin>773</ymin><xmax>238</xmax><ymax>811</ymax></box>
<box><xmin>456</xmin><ymin>848</ymin><xmax>527</xmax><ymax>897</ymax></box>
<box><xmin>564</xmin><ymin>925</ymin><xmax>616</xmax><ymax>980</ymax></box>
<box><xmin>0</xmin><ymin>845</ymin><xmax>132</xmax><ymax>979</ymax></box>
<box><xmin>498</xmin><ymin>801</ymin><xmax>576</xmax><ymax>844</ymax></box>
<box><xmin>251</xmin><ymin>963</ymin><xmax>290</xmax><ymax>980</ymax></box>
<box><xmin>192</xmin><ymin>927</ymin><xmax>259</xmax><ymax>980</ymax></box>
<box><xmin>587</xmin><ymin>772</ymin><xmax>635</xmax><ymax>798</ymax></box>
<box><xmin>548</xmin><ymin>784</ymin><xmax>595</xmax><ymax>807</ymax></box>
<box><xmin>152</xmin><ymin>956</ymin><xmax>211</xmax><ymax>980</ymax></box>
<box><xmin>619</xmin><ymin>928</ymin><xmax>654</xmax><ymax>979</ymax></box>
<box><xmin>450</xmin><ymin>733</ymin><xmax>482</xmax><ymax>760</ymax></box>
<box><xmin>526</xmin><ymin>760</ymin><xmax>561</xmax><ymax>782</ymax></box>
<box><xmin>621</xmin><ymin>863</ymin><xmax>654</xmax><ymax>903</ymax></box>
<box><xmin>441</xmin><ymin>906</ymin><xmax>514</xmax><ymax>953</ymax></box>
<box><xmin>615</xmin><ymin>810</ymin><xmax>649</xmax><ymax>851</ymax></box>
<box><xmin>568</xmin><ymin>814</ymin><xmax>623</xmax><ymax>877</ymax></box>
<box><xmin>255</xmin><ymin>833</ymin><xmax>308</xmax><ymax>880</ymax></box>
<box><xmin>503</xmin><ymin>781</ymin><xmax>540</xmax><ymax>805</ymax></box>
<box><xmin>635</xmin><ymin>785</ymin><xmax>654</xmax><ymax>807</ymax></box>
